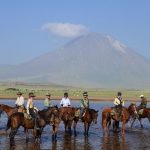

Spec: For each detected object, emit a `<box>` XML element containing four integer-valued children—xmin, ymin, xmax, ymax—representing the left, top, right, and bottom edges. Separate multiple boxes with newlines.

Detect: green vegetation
<box><xmin>0</xmin><ymin>82</ymin><xmax>150</xmax><ymax>101</ymax></box>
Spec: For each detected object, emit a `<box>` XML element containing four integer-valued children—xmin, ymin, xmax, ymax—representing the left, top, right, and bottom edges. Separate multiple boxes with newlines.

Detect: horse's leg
<box><xmin>73</xmin><ymin>121</ymin><xmax>77</xmax><ymax>136</ymax></box>
<box><xmin>121</xmin><ymin>121</ymin><xmax>126</xmax><ymax>135</ymax></box>
<box><xmin>130</xmin><ymin>118</ymin><xmax>136</xmax><ymax>128</ymax></box>
<box><xmin>84</xmin><ymin>122</ymin><xmax>88</xmax><ymax>136</ymax></box>
<box><xmin>102</xmin><ymin>118</ymin><xmax>109</xmax><ymax>136</ymax></box>
<box><xmin>87</xmin><ymin>123</ymin><xmax>91</xmax><ymax>136</ymax></box>
<box><xmin>9</xmin><ymin>127</ymin><xmax>18</xmax><ymax>145</ymax></box>
<box><xmin>64</xmin><ymin>121</ymin><xmax>67</xmax><ymax>133</ymax></box>
<box><xmin>25</xmin><ymin>128</ymin><xmax>29</xmax><ymax>143</ymax></box>
<box><xmin>52</xmin><ymin>125</ymin><xmax>57</xmax><ymax>142</ymax></box>
<box><xmin>68</xmin><ymin>120</ymin><xmax>72</xmax><ymax>136</ymax></box>
<box><xmin>138</xmin><ymin>117</ymin><xmax>143</xmax><ymax>128</ymax></box>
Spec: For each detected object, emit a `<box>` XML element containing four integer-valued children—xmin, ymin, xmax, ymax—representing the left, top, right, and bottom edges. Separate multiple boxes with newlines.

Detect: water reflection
<box><xmin>101</xmin><ymin>134</ymin><xmax>127</xmax><ymax>150</ymax></box>
<box><xmin>1</xmin><ymin>100</ymin><xmax>150</xmax><ymax>149</ymax></box>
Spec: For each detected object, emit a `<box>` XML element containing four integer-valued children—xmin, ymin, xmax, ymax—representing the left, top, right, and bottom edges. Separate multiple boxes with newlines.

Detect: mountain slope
<box><xmin>1</xmin><ymin>33</ymin><xmax>150</xmax><ymax>88</ymax></box>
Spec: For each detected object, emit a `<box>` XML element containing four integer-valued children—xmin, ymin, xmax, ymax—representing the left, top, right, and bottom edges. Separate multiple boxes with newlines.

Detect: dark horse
<box><xmin>102</xmin><ymin>104</ymin><xmax>137</xmax><ymax>135</ymax></box>
<box><xmin>130</xmin><ymin>105</ymin><xmax>150</xmax><ymax>128</ymax></box>
<box><xmin>7</xmin><ymin>106</ymin><xmax>61</xmax><ymax>145</ymax></box>
<box><xmin>81</xmin><ymin>108</ymin><xmax>98</xmax><ymax>136</ymax></box>
<box><xmin>59</xmin><ymin>107</ymin><xmax>80</xmax><ymax>136</ymax></box>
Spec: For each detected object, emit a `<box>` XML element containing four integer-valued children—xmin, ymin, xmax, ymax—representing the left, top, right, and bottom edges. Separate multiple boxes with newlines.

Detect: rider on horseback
<box><xmin>26</xmin><ymin>92</ymin><xmax>40</xmax><ymax>130</ymax></box>
<box><xmin>60</xmin><ymin>92</ymin><xmax>71</xmax><ymax>107</ymax></box>
<box><xmin>44</xmin><ymin>93</ymin><xmax>53</xmax><ymax>109</ymax></box>
<box><xmin>80</xmin><ymin>91</ymin><xmax>89</xmax><ymax>119</ymax></box>
<box><xmin>15</xmin><ymin>91</ymin><xmax>25</xmax><ymax>112</ymax></box>
<box><xmin>113</xmin><ymin>92</ymin><xmax>124</xmax><ymax>118</ymax></box>
<box><xmin>139</xmin><ymin>95</ymin><xmax>147</xmax><ymax>109</ymax></box>
<box><xmin>138</xmin><ymin>95</ymin><xmax>147</xmax><ymax>115</ymax></box>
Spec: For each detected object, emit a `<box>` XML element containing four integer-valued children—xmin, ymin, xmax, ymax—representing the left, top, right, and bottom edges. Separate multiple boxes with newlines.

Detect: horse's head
<box><xmin>91</xmin><ymin>109</ymin><xmax>99</xmax><ymax>124</ymax></box>
<box><xmin>128</xmin><ymin>103</ymin><xmax>138</xmax><ymax>118</ymax></box>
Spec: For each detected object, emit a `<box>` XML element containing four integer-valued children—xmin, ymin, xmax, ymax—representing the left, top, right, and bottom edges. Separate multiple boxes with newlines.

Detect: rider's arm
<box><xmin>26</xmin><ymin>99</ymin><xmax>30</xmax><ymax>114</ymax></box>
<box><xmin>60</xmin><ymin>98</ymin><xmax>63</xmax><ymax>107</ymax></box>
<box><xmin>114</xmin><ymin>98</ymin><xmax>119</xmax><ymax>105</ymax></box>
<box><xmin>68</xmin><ymin>98</ymin><xmax>71</xmax><ymax>106</ymax></box>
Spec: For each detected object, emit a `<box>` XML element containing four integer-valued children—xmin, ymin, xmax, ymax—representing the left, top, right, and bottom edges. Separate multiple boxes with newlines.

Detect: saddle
<box><xmin>111</xmin><ymin>107</ymin><xmax>122</xmax><ymax>121</ymax></box>
<box><xmin>24</xmin><ymin>113</ymin><xmax>32</xmax><ymax>120</ymax></box>
<box><xmin>138</xmin><ymin>109</ymin><xmax>144</xmax><ymax>115</ymax></box>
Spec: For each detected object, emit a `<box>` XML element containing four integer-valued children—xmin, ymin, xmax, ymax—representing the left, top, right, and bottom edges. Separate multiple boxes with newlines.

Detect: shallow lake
<box><xmin>0</xmin><ymin>99</ymin><xmax>150</xmax><ymax>150</ymax></box>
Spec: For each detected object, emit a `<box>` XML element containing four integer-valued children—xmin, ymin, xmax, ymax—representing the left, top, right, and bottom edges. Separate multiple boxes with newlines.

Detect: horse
<box><xmin>130</xmin><ymin>105</ymin><xmax>150</xmax><ymax>128</ymax></box>
<box><xmin>7</xmin><ymin>106</ymin><xmax>60</xmax><ymax>145</ymax></box>
<box><xmin>59</xmin><ymin>107</ymin><xmax>80</xmax><ymax>136</ymax></box>
<box><xmin>81</xmin><ymin>108</ymin><xmax>98</xmax><ymax>136</ymax></box>
<box><xmin>102</xmin><ymin>104</ymin><xmax>137</xmax><ymax>135</ymax></box>
<box><xmin>0</xmin><ymin>104</ymin><xmax>18</xmax><ymax>118</ymax></box>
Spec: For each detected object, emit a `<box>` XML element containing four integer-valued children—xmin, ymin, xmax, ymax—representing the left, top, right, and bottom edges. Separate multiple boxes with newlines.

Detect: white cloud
<box><xmin>41</xmin><ymin>23</ymin><xmax>89</xmax><ymax>38</ymax></box>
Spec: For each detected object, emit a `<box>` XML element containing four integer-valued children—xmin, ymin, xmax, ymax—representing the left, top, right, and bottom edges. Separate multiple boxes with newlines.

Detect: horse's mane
<box><xmin>0</xmin><ymin>104</ymin><xmax>16</xmax><ymax>109</ymax></box>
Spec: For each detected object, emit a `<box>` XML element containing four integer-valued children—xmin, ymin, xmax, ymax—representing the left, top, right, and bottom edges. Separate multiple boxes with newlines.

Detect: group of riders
<box><xmin>15</xmin><ymin>91</ymin><xmax>90</xmax><ymax>129</ymax></box>
<box><xmin>15</xmin><ymin>90</ymin><xmax>147</xmax><ymax>130</ymax></box>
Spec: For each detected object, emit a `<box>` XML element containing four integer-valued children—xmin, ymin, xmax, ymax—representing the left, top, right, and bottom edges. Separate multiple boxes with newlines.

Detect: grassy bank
<box><xmin>0</xmin><ymin>83</ymin><xmax>150</xmax><ymax>101</ymax></box>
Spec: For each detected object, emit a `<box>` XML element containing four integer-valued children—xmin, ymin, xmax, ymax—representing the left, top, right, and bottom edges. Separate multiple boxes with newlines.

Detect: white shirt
<box><xmin>60</xmin><ymin>97</ymin><xmax>71</xmax><ymax>107</ymax></box>
<box><xmin>15</xmin><ymin>96</ymin><xmax>24</xmax><ymax>106</ymax></box>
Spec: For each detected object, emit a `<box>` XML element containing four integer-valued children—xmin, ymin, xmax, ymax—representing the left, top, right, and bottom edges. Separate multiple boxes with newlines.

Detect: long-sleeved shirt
<box><xmin>80</xmin><ymin>98</ymin><xmax>89</xmax><ymax>108</ymax></box>
<box><xmin>60</xmin><ymin>98</ymin><xmax>71</xmax><ymax>107</ymax></box>
<box><xmin>15</xmin><ymin>96</ymin><xmax>24</xmax><ymax>106</ymax></box>
<box><xmin>44</xmin><ymin>98</ymin><xmax>52</xmax><ymax>107</ymax></box>
<box><xmin>114</xmin><ymin>97</ymin><xmax>124</xmax><ymax>106</ymax></box>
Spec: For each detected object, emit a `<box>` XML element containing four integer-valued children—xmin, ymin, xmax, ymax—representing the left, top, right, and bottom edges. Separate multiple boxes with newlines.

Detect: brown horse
<box><xmin>59</xmin><ymin>107</ymin><xmax>80</xmax><ymax>136</ymax></box>
<box><xmin>130</xmin><ymin>106</ymin><xmax>150</xmax><ymax>128</ymax></box>
<box><xmin>0</xmin><ymin>104</ymin><xmax>17</xmax><ymax>118</ymax></box>
<box><xmin>7</xmin><ymin>106</ymin><xmax>60</xmax><ymax>145</ymax></box>
<box><xmin>81</xmin><ymin>108</ymin><xmax>98</xmax><ymax>136</ymax></box>
<box><xmin>102</xmin><ymin>104</ymin><xmax>137</xmax><ymax>135</ymax></box>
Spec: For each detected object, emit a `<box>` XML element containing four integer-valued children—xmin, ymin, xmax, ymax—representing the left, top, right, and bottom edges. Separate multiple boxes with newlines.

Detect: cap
<box><xmin>139</xmin><ymin>95</ymin><xmax>144</xmax><ymax>98</ymax></box>
<box><xmin>83</xmin><ymin>91</ymin><xmax>88</xmax><ymax>96</ymax></box>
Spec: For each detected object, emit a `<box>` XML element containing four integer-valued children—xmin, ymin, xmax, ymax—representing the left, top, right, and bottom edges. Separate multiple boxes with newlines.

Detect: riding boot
<box><xmin>80</xmin><ymin>108</ymin><xmax>84</xmax><ymax>120</ymax></box>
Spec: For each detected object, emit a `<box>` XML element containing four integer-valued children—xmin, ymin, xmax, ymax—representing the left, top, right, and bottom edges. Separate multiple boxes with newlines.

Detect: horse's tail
<box><xmin>6</xmin><ymin>117</ymin><xmax>11</xmax><ymax>131</ymax></box>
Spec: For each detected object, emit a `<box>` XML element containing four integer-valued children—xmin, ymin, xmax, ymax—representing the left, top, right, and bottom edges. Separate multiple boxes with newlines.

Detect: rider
<box><xmin>26</xmin><ymin>92</ymin><xmax>39</xmax><ymax>130</ymax></box>
<box><xmin>113</xmin><ymin>91</ymin><xmax>124</xmax><ymax>118</ymax></box>
<box><xmin>44</xmin><ymin>93</ymin><xmax>53</xmax><ymax>109</ymax></box>
<box><xmin>139</xmin><ymin>95</ymin><xmax>147</xmax><ymax>109</ymax></box>
<box><xmin>15</xmin><ymin>91</ymin><xmax>25</xmax><ymax>112</ymax></box>
<box><xmin>80</xmin><ymin>91</ymin><xmax>89</xmax><ymax>119</ymax></box>
<box><xmin>60</xmin><ymin>92</ymin><xmax>71</xmax><ymax>107</ymax></box>
<box><xmin>114</xmin><ymin>91</ymin><xmax>124</xmax><ymax>109</ymax></box>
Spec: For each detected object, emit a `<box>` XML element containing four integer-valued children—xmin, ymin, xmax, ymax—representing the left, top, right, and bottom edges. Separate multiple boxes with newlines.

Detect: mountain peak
<box><xmin>0</xmin><ymin>32</ymin><xmax>150</xmax><ymax>88</ymax></box>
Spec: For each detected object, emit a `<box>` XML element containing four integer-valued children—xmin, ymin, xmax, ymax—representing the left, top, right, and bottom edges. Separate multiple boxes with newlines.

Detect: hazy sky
<box><xmin>0</xmin><ymin>0</ymin><xmax>150</xmax><ymax>64</ymax></box>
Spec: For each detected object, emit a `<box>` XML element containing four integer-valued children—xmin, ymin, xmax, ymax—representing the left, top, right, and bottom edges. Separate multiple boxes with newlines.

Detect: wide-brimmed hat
<box><xmin>83</xmin><ymin>91</ymin><xmax>88</xmax><ymax>96</ymax></box>
<box><xmin>29</xmin><ymin>92</ymin><xmax>36</xmax><ymax>97</ymax></box>
<box><xmin>46</xmin><ymin>93</ymin><xmax>51</xmax><ymax>96</ymax></box>
<box><xmin>17</xmin><ymin>91</ymin><xmax>23</xmax><ymax>95</ymax></box>
<box><xmin>139</xmin><ymin>95</ymin><xmax>144</xmax><ymax>98</ymax></box>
